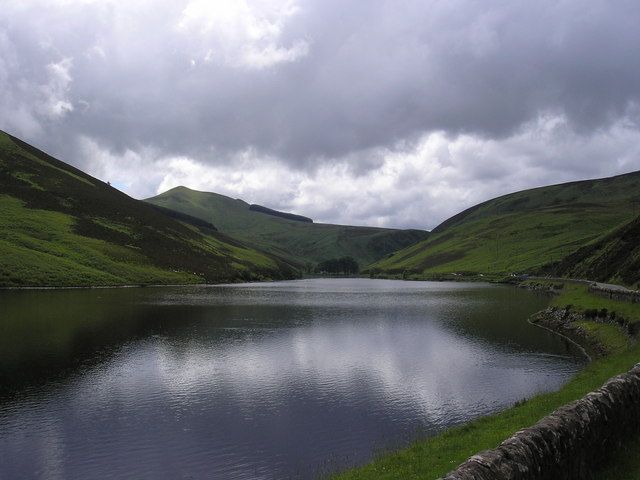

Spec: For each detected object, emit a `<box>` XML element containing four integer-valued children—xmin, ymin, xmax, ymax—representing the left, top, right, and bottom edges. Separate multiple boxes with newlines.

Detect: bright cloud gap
<box><xmin>83</xmin><ymin>114</ymin><xmax>640</xmax><ymax>230</ymax></box>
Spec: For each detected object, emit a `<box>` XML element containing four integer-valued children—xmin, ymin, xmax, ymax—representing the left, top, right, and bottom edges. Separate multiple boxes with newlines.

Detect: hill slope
<box><xmin>0</xmin><ymin>131</ymin><xmax>298</xmax><ymax>287</ymax></box>
<box><xmin>146</xmin><ymin>187</ymin><xmax>428</xmax><ymax>268</ymax></box>
<box><xmin>370</xmin><ymin>171</ymin><xmax>640</xmax><ymax>276</ymax></box>
<box><xmin>544</xmin><ymin>215</ymin><xmax>640</xmax><ymax>288</ymax></box>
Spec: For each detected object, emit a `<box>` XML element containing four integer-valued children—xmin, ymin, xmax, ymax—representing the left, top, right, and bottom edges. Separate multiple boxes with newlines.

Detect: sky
<box><xmin>1</xmin><ymin>0</ymin><xmax>640</xmax><ymax>230</ymax></box>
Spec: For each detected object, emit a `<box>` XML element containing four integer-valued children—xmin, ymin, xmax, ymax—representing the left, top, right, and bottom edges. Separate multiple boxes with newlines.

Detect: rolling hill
<box><xmin>369</xmin><ymin>171</ymin><xmax>640</xmax><ymax>277</ymax></box>
<box><xmin>146</xmin><ymin>187</ymin><xmax>428</xmax><ymax>268</ymax></box>
<box><xmin>0</xmin><ymin>130</ymin><xmax>299</xmax><ymax>287</ymax></box>
<box><xmin>543</xmin><ymin>214</ymin><xmax>640</xmax><ymax>288</ymax></box>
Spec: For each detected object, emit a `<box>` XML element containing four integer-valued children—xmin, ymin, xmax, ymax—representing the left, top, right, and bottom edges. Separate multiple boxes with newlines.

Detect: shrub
<box><xmin>584</xmin><ymin>309</ymin><xmax>598</xmax><ymax>319</ymax></box>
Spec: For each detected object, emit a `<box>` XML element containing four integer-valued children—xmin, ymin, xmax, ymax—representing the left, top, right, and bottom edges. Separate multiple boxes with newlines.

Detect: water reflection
<box><xmin>0</xmin><ymin>279</ymin><xmax>584</xmax><ymax>479</ymax></box>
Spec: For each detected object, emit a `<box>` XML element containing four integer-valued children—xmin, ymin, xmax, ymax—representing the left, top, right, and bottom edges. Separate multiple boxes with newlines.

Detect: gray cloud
<box><xmin>1</xmin><ymin>0</ymin><xmax>640</xmax><ymax>228</ymax></box>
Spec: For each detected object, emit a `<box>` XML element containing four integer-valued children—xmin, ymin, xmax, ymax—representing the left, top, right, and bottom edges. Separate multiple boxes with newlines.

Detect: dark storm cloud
<box><xmin>1</xmin><ymin>1</ymin><xmax>640</xmax><ymax>228</ymax></box>
<box><xmin>3</xmin><ymin>0</ymin><xmax>640</xmax><ymax>165</ymax></box>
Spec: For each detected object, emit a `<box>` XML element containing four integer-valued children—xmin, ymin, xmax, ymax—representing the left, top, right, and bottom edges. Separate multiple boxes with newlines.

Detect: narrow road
<box><xmin>591</xmin><ymin>282</ymin><xmax>637</xmax><ymax>293</ymax></box>
<box><xmin>529</xmin><ymin>276</ymin><xmax>638</xmax><ymax>294</ymax></box>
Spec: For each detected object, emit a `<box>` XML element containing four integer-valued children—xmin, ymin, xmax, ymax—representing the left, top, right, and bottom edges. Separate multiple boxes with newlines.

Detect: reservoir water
<box><xmin>0</xmin><ymin>279</ymin><xmax>584</xmax><ymax>479</ymax></box>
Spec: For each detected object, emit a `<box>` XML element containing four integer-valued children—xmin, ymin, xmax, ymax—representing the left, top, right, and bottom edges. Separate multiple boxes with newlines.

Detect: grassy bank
<box><xmin>367</xmin><ymin>171</ymin><xmax>640</xmax><ymax>278</ymax></box>
<box><xmin>0</xmin><ymin>130</ymin><xmax>299</xmax><ymax>287</ymax></box>
<box><xmin>333</xmin><ymin>282</ymin><xmax>640</xmax><ymax>480</ymax></box>
<box><xmin>550</xmin><ymin>282</ymin><xmax>640</xmax><ymax>323</ymax></box>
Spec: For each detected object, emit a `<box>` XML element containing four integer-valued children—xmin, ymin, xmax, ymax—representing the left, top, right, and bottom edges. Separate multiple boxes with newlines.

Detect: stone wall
<box><xmin>439</xmin><ymin>364</ymin><xmax>640</xmax><ymax>480</ymax></box>
<box><xmin>588</xmin><ymin>284</ymin><xmax>640</xmax><ymax>304</ymax></box>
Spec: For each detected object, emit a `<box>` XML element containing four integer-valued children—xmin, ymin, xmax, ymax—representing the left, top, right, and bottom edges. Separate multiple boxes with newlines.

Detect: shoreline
<box><xmin>526</xmin><ymin>310</ymin><xmax>593</xmax><ymax>362</ymax></box>
<box><xmin>0</xmin><ymin>282</ymin><xmax>226</xmax><ymax>291</ymax></box>
<box><xmin>0</xmin><ymin>273</ymin><xmax>383</xmax><ymax>291</ymax></box>
<box><xmin>5</xmin><ymin>273</ymin><xmax>633</xmax><ymax>292</ymax></box>
<box><xmin>3</xmin><ymin>275</ymin><xmax>636</xmax><ymax>478</ymax></box>
<box><xmin>0</xmin><ymin>277</ymin><xmax>298</xmax><ymax>291</ymax></box>
<box><xmin>0</xmin><ymin>275</ymin><xmax>490</xmax><ymax>292</ymax></box>
<box><xmin>333</xmin><ymin>278</ymin><xmax>640</xmax><ymax>479</ymax></box>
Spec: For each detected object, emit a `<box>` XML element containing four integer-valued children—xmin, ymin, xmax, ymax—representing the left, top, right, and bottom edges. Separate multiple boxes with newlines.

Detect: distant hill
<box><xmin>146</xmin><ymin>187</ymin><xmax>428</xmax><ymax>268</ymax></box>
<box><xmin>0</xmin><ymin>130</ymin><xmax>299</xmax><ymax>287</ymax></box>
<box><xmin>543</xmin><ymin>215</ymin><xmax>640</xmax><ymax>288</ymax></box>
<box><xmin>248</xmin><ymin>204</ymin><xmax>313</xmax><ymax>223</ymax></box>
<box><xmin>369</xmin><ymin>171</ymin><xmax>640</xmax><ymax>276</ymax></box>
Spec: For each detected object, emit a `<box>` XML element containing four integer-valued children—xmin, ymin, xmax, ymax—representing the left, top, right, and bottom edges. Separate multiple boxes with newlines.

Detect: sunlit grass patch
<box><xmin>574</xmin><ymin>321</ymin><xmax>630</xmax><ymax>354</ymax></box>
<box><xmin>0</xmin><ymin>195</ymin><xmax>197</xmax><ymax>287</ymax></box>
<box><xmin>552</xmin><ymin>283</ymin><xmax>640</xmax><ymax>323</ymax></box>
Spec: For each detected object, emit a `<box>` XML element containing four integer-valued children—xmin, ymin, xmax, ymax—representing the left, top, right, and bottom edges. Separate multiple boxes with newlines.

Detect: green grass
<box><xmin>333</xmin><ymin>283</ymin><xmax>640</xmax><ymax>480</ymax></box>
<box><xmin>146</xmin><ymin>186</ymin><xmax>428</xmax><ymax>268</ymax></box>
<box><xmin>0</xmin><ymin>131</ymin><xmax>96</xmax><ymax>187</ymax></box>
<box><xmin>91</xmin><ymin>217</ymin><xmax>139</xmax><ymax>238</ymax></box>
<box><xmin>11</xmin><ymin>171</ymin><xmax>44</xmax><ymax>190</ymax></box>
<box><xmin>549</xmin><ymin>215</ymin><xmax>640</xmax><ymax>288</ymax></box>
<box><xmin>596</xmin><ymin>435</ymin><xmax>640</xmax><ymax>480</ymax></box>
<box><xmin>0</xmin><ymin>130</ymin><xmax>298</xmax><ymax>287</ymax></box>
<box><xmin>370</xmin><ymin>171</ymin><xmax>640</xmax><ymax>277</ymax></box>
<box><xmin>574</xmin><ymin>321</ymin><xmax>630</xmax><ymax>354</ymax></box>
<box><xmin>551</xmin><ymin>283</ymin><xmax>640</xmax><ymax>323</ymax></box>
<box><xmin>0</xmin><ymin>195</ymin><xmax>198</xmax><ymax>286</ymax></box>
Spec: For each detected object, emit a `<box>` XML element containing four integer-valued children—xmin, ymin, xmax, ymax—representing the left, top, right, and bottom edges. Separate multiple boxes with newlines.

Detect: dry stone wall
<box><xmin>439</xmin><ymin>364</ymin><xmax>640</xmax><ymax>480</ymax></box>
<box><xmin>588</xmin><ymin>284</ymin><xmax>640</xmax><ymax>304</ymax></box>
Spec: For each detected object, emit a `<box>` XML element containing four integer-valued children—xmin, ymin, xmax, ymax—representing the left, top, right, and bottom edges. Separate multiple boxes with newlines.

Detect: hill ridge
<box><xmin>434</xmin><ymin>170</ymin><xmax>640</xmax><ymax>233</ymax></box>
<box><xmin>146</xmin><ymin>186</ymin><xmax>429</xmax><ymax>267</ymax></box>
<box><xmin>371</xmin><ymin>169</ymin><xmax>640</xmax><ymax>278</ymax></box>
<box><xmin>0</xmin><ymin>130</ymin><xmax>298</xmax><ymax>287</ymax></box>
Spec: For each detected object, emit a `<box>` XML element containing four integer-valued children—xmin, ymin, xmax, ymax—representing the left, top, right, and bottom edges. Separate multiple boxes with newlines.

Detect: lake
<box><xmin>0</xmin><ymin>279</ymin><xmax>584</xmax><ymax>479</ymax></box>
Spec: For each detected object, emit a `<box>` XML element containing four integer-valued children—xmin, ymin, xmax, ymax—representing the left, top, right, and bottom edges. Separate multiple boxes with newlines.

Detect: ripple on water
<box><xmin>0</xmin><ymin>279</ymin><xmax>584</xmax><ymax>479</ymax></box>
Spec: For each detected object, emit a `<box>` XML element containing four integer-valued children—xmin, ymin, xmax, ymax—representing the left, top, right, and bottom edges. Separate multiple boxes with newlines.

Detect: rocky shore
<box><xmin>529</xmin><ymin>307</ymin><xmax>609</xmax><ymax>357</ymax></box>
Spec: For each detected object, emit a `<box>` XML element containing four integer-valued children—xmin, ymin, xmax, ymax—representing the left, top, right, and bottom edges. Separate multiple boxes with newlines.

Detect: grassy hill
<box><xmin>543</xmin><ymin>215</ymin><xmax>640</xmax><ymax>288</ymax></box>
<box><xmin>146</xmin><ymin>187</ymin><xmax>428</xmax><ymax>268</ymax></box>
<box><xmin>0</xmin><ymin>131</ymin><xmax>299</xmax><ymax>287</ymax></box>
<box><xmin>369</xmin><ymin>171</ymin><xmax>640</xmax><ymax>277</ymax></box>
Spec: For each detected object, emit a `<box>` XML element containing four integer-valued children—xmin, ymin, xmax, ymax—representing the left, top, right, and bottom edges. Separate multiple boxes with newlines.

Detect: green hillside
<box><xmin>544</xmin><ymin>215</ymin><xmax>640</xmax><ymax>288</ymax></box>
<box><xmin>370</xmin><ymin>171</ymin><xmax>640</xmax><ymax>277</ymax></box>
<box><xmin>0</xmin><ymin>131</ymin><xmax>298</xmax><ymax>287</ymax></box>
<box><xmin>146</xmin><ymin>187</ymin><xmax>428</xmax><ymax>268</ymax></box>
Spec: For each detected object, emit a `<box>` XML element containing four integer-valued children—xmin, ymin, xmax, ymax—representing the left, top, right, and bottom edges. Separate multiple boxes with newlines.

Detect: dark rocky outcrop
<box><xmin>440</xmin><ymin>363</ymin><xmax>640</xmax><ymax>480</ymax></box>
